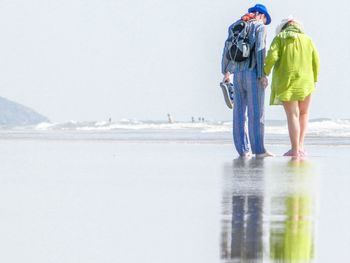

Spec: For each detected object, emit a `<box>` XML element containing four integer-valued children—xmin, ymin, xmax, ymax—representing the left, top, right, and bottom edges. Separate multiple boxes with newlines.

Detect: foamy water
<box><xmin>33</xmin><ymin>119</ymin><xmax>350</xmax><ymax>138</ymax></box>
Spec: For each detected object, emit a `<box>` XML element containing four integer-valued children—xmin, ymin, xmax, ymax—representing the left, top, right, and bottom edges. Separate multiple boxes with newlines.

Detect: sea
<box><xmin>0</xmin><ymin>118</ymin><xmax>349</xmax><ymax>263</ymax></box>
<box><xmin>2</xmin><ymin>118</ymin><xmax>350</xmax><ymax>145</ymax></box>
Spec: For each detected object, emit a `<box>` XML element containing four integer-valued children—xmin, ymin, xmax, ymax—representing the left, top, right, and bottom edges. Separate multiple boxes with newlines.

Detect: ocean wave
<box><xmin>308</xmin><ymin>119</ymin><xmax>350</xmax><ymax>137</ymax></box>
<box><xmin>33</xmin><ymin>119</ymin><xmax>350</xmax><ymax>137</ymax></box>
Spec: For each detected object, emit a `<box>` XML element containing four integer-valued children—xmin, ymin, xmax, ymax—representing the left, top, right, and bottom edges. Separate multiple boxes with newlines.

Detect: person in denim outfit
<box><xmin>221</xmin><ymin>4</ymin><xmax>273</xmax><ymax>158</ymax></box>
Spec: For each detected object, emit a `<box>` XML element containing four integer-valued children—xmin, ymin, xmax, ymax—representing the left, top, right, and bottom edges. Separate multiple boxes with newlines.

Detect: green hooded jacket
<box><xmin>264</xmin><ymin>25</ymin><xmax>320</xmax><ymax>105</ymax></box>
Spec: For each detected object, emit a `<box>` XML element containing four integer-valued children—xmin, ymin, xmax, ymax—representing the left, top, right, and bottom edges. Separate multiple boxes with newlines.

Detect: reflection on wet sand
<box><xmin>221</xmin><ymin>158</ymin><xmax>317</xmax><ymax>263</ymax></box>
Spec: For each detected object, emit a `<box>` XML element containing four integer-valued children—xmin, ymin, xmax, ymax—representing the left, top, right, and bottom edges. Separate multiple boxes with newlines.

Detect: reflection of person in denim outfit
<box><xmin>221</xmin><ymin>158</ymin><xmax>265</xmax><ymax>262</ymax></box>
<box><xmin>221</xmin><ymin>4</ymin><xmax>273</xmax><ymax>158</ymax></box>
<box><xmin>231</xmin><ymin>190</ymin><xmax>263</xmax><ymax>260</ymax></box>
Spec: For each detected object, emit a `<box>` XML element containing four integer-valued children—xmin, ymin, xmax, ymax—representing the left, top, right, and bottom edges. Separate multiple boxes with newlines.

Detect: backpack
<box><xmin>225</xmin><ymin>20</ymin><xmax>254</xmax><ymax>63</ymax></box>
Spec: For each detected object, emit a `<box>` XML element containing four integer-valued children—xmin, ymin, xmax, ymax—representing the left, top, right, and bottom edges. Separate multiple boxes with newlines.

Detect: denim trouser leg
<box><xmin>232</xmin><ymin>73</ymin><xmax>250</xmax><ymax>155</ymax></box>
<box><xmin>233</xmin><ymin>70</ymin><xmax>266</xmax><ymax>155</ymax></box>
<box><xmin>246</xmin><ymin>71</ymin><xmax>266</xmax><ymax>154</ymax></box>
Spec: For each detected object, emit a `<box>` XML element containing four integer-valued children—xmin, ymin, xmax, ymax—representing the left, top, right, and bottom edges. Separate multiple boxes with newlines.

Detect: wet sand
<box><xmin>0</xmin><ymin>139</ymin><xmax>348</xmax><ymax>262</ymax></box>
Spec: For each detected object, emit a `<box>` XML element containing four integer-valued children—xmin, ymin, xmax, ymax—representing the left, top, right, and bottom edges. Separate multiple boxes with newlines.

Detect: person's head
<box><xmin>255</xmin><ymin>12</ymin><xmax>267</xmax><ymax>25</ymax></box>
<box><xmin>275</xmin><ymin>16</ymin><xmax>304</xmax><ymax>35</ymax></box>
<box><xmin>248</xmin><ymin>4</ymin><xmax>271</xmax><ymax>25</ymax></box>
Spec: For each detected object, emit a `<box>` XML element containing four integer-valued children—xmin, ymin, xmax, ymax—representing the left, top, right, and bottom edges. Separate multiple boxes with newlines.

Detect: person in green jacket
<box><xmin>264</xmin><ymin>18</ymin><xmax>320</xmax><ymax>157</ymax></box>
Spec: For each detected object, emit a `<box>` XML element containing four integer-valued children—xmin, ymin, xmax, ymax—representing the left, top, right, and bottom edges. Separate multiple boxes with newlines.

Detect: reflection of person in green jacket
<box><xmin>264</xmin><ymin>18</ymin><xmax>320</xmax><ymax>157</ymax></box>
<box><xmin>270</xmin><ymin>194</ymin><xmax>314</xmax><ymax>262</ymax></box>
<box><xmin>270</xmin><ymin>159</ymin><xmax>315</xmax><ymax>263</ymax></box>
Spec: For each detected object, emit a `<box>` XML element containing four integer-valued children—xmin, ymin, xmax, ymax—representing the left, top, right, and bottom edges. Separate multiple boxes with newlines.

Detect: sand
<box><xmin>0</xmin><ymin>137</ymin><xmax>348</xmax><ymax>262</ymax></box>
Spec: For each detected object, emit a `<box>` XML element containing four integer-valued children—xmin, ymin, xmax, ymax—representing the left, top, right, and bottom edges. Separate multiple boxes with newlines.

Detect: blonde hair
<box><xmin>275</xmin><ymin>16</ymin><xmax>304</xmax><ymax>35</ymax></box>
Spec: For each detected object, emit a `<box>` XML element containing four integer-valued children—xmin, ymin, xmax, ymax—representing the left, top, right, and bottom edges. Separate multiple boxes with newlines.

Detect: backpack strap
<box><xmin>245</xmin><ymin>21</ymin><xmax>254</xmax><ymax>68</ymax></box>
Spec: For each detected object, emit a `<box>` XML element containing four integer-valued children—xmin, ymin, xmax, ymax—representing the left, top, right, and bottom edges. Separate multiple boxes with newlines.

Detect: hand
<box><xmin>259</xmin><ymin>76</ymin><xmax>268</xmax><ymax>89</ymax></box>
<box><xmin>223</xmin><ymin>72</ymin><xmax>231</xmax><ymax>83</ymax></box>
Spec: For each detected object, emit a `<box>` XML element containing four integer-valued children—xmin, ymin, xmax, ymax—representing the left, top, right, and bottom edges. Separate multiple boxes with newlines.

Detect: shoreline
<box><xmin>0</xmin><ymin>130</ymin><xmax>348</xmax><ymax>146</ymax></box>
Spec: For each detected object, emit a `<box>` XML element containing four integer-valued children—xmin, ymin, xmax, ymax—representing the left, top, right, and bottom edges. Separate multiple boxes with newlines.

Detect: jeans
<box><xmin>232</xmin><ymin>70</ymin><xmax>266</xmax><ymax>155</ymax></box>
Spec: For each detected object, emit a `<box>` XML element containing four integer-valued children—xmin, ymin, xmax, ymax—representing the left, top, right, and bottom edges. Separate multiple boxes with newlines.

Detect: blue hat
<box><xmin>248</xmin><ymin>4</ymin><xmax>271</xmax><ymax>25</ymax></box>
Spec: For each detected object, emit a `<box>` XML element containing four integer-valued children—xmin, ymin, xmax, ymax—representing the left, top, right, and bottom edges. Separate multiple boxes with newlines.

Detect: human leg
<box><xmin>283</xmin><ymin>101</ymin><xmax>300</xmax><ymax>156</ymax></box>
<box><xmin>298</xmin><ymin>95</ymin><xmax>312</xmax><ymax>153</ymax></box>
<box><xmin>232</xmin><ymin>72</ymin><xmax>250</xmax><ymax>156</ymax></box>
<box><xmin>245</xmin><ymin>71</ymin><xmax>268</xmax><ymax>155</ymax></box>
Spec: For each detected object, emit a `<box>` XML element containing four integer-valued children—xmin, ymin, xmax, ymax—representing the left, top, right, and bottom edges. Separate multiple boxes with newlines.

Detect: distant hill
<box><xmin>0</xmin><ymin>97</ymin><xmax>49</xmax><ymax>126</ymax></box>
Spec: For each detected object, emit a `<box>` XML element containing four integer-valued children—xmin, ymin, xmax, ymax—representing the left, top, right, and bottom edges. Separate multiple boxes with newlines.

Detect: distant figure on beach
<box><xmin>221</xmin><ymin>4</ymin><xmax>273</xmax><ymax>158</ymax></box>
<box><xmin>264</xmin><ymin>18</ymin><xmax>320</xmax><ymax>157</ymax></box>
<box><xmin>191</xmin><ymin>117</ymin><xmax>195</xmax><ymax>123</ymax></box>
<box><xmin>167</xmin><ymin>113</ymin><xmax>174</xmax><ymax>124</ymax></box>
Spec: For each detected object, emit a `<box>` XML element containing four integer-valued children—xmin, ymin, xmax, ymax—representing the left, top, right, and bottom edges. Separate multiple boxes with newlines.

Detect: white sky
<box><xmin>0</xmin><ymin>0</ymin><xmax>348</xmax><ymax>122</ymax></box>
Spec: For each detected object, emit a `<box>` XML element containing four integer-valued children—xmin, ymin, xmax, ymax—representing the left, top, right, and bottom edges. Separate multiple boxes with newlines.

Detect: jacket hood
<box><xmin>279</xmin><ymin>25</ymin><xmax>303</xmax><ymax>39</ymax></box>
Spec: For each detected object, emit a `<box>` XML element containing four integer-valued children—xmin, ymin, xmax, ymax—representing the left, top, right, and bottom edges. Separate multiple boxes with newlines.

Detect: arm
<box><xmin>221</xmin><ymin>25</ymin><xmax>234</xmax><ymax>75</ymax></box>
<box><xmin>255</xmin><ymin>24</ymin><xmax>267</xmax><ymax>79</ymax></box>
<box><xmin>264</xmin><ymin>36</ymin><xmax>280</xmax><ymax>76</ymax></box>
<box><xmin>311</xmin><ymin>40</ymin><xmax>320</xmax><ymax>83</ymax></box>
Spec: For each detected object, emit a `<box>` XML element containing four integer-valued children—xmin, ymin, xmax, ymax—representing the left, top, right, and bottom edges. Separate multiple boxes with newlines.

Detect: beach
<box><xmin>0</xmin><ymin>0</ymin><xmax>348</xmax><ymax>262</ymax></box>
<box><xmin>0</xmin><ymin>125</ymin><xmax>349</xmax><ymax>262</ymax></box>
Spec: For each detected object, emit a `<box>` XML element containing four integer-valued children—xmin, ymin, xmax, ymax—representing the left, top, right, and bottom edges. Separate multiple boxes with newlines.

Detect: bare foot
<box><xmin>240</xmin><ymin>152</ymin><xmax>252</xmax><ymax>158</ymax></box>
<box><xmin>256</xmin><ymin>151</ymin><xmax>274</xmax><ymax>158</ymax></box>
<box><xmin>299</xmin><ymin>149</ymin><xmax>306</xmax><ymax>157</ymax></box>
<box><xmin>283</xmin><ymin>149</ymin><xmax>300</xmax><ymax>157</ymax></box>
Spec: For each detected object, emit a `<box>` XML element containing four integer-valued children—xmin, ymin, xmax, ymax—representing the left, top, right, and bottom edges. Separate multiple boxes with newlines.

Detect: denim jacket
<box><xmin>221</xmin><ymin>19</ymin><xmax>267</xmax><ymax>78</ymax></box>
